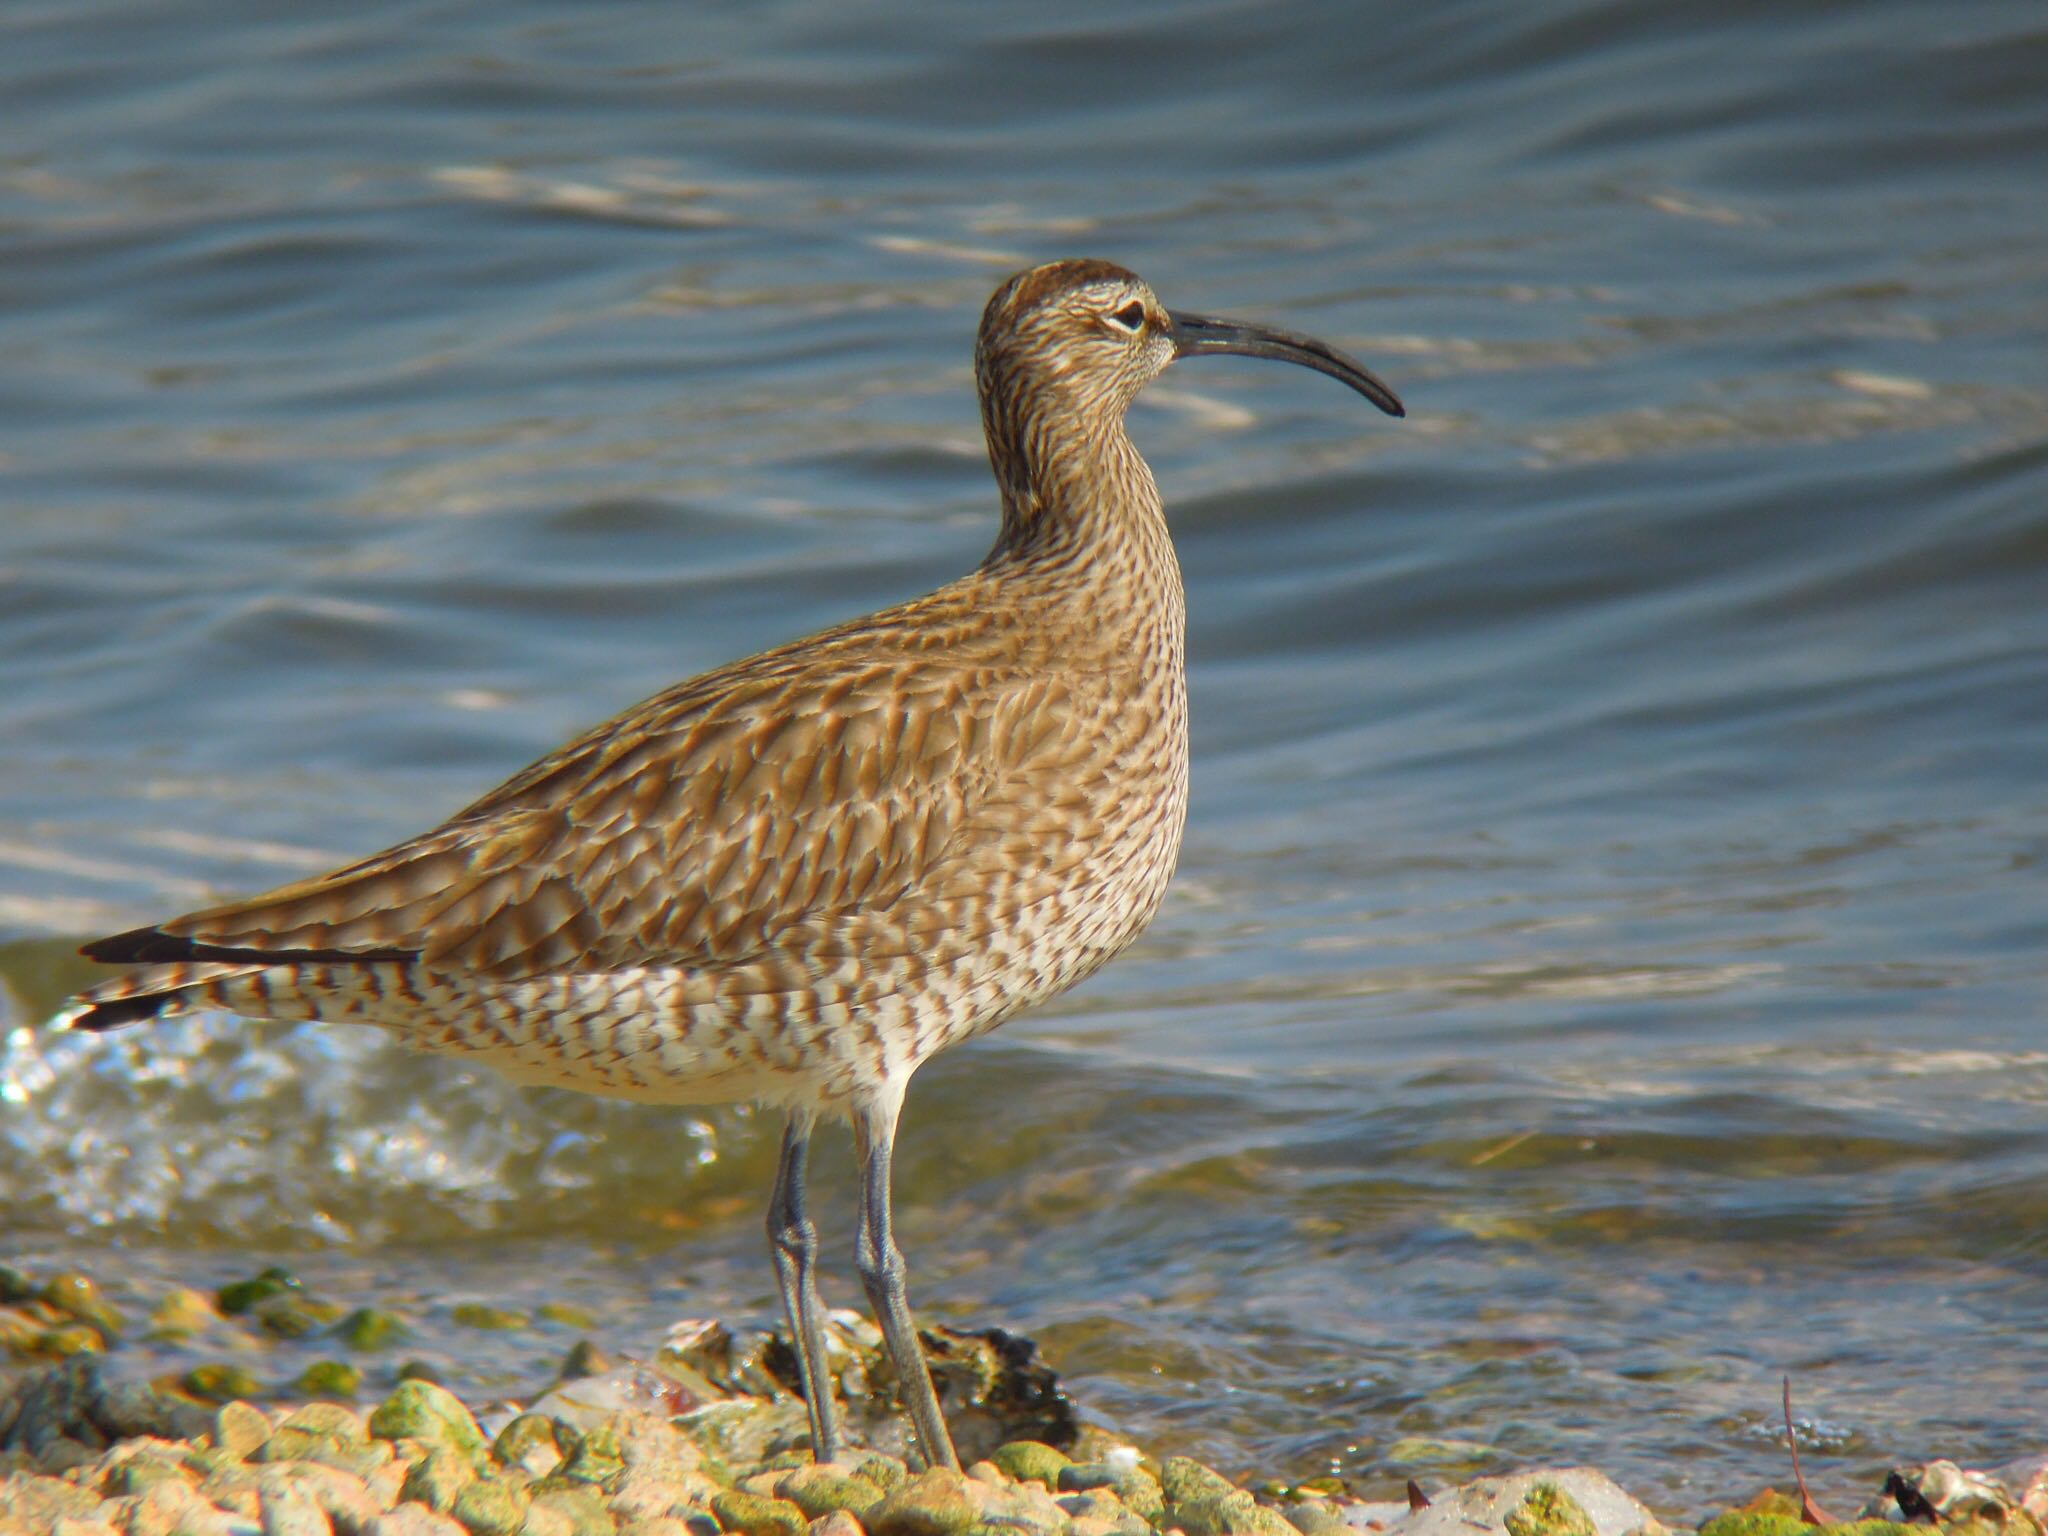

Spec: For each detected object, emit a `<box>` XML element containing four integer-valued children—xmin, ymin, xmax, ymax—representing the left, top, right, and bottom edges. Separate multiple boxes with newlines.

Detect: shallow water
<box><xmin>3</xmin><ymin>0</ymin><xmax>2047</xmax><ymax>1515</ymax></box>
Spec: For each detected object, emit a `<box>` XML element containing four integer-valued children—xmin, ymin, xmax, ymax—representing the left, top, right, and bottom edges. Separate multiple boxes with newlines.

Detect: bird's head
<box><xmin>975</xmin><ymin>258</ymin><xmax>1404</xmax><ymax>422</ymax></box>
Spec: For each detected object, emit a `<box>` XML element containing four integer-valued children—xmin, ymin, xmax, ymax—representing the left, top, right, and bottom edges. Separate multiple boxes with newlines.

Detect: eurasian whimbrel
<box><xmin>65</xmin><ymin>259</ymin><xmax>1403</xmax><ymax>1469</ymax></box>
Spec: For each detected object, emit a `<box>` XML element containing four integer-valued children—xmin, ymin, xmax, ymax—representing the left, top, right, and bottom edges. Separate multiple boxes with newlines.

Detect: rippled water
<box><xmin>3</xmin><ymin>0</ymin><xmax>2046</xmax><ymax>1514</ymax></box>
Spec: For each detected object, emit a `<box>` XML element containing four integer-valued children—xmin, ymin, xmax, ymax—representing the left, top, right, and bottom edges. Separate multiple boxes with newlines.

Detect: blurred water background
<box><xmin>3</xmin><ymin>0</ymin><xmax>2046</xmax><ymax>1514</ymax></box>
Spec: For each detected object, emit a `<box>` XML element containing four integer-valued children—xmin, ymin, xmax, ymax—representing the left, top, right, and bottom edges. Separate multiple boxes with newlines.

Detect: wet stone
<box><xmin>450</xmin><ymin>1477</ymin><xmax>529</xmax><ymax>1536</ymax></box>
<box><xmin>184</xmin><ymin>1364</ymin><xmax>264</xmax><ymax>1404</ymax></box>
<box><xmin>449</xmin><ymin>1305</ymin><xmax>527</xmax><ymax>1332</ymax></box>
<box><xmin>259</xmin><ymin>1463</ymin><xmax>383</xmax><ymax>1536</ymax></box>
<box><xmin>868</xmin><ymin>1469</ymin><xmax>979</xmax><ymax>1536</ymax></box>
<box><xmin>401</xmin><ymin>1449</ymin><xmax>479</xmax><ymax>1514</ymax></box>
<box><xmin>1507</xmin><ymin>1483</ymin><xmax>1599</xmax><ymax>1536</ymax></box>
<box><xmin>149</xmin><ymin>1289</ymin><xmax>220</xmax><ymax>1343</ymax></box>
<box><xmin>1158</xmin><ymin>1456</ymin><xmax>1238</xmax><ymax>1509</ymax></box>
<box><xmin>260</xmin><ymin>1404</ymin><xmax>371</xmax><ymax>1464</ymax></box>
<box><xmin>367</xmin><ymin>1507</ymin><xmax>467</xmax><ymax>1536</ymax></box>
<box><xmin>710</xmin><ymin>1489</ymin><xmax>810</xmax><ymax>1536</ymax></box>
<box><xmin>490</xmin><ymin>1414</ymin><xmax>565</xmax><ymax>1480</ymax></box>
<box><xmin>369</xmin><ymin>1384</ymin><xmax>486</xmax><ymax>1464</ymax></box>
<box><xmin>773</xmin><ymin>1464</ymin><xmax>885</xmax><ymax>1521</ymax></box>
<box><xmin>334</xmin><ymin>1310</ymin><xmax>407</xmax><ymax>1353</ymax></box>
<box><xmin>852</xmin><ymin>1456</ymin><xmax>908</xmax><ymax>1493</ymax></box>
<box><xmin>1282</xmin><ymin>1497</ymin><xmax>1347</xmax><ymax>1535</ymax></box>
<box><xmin>529</xmin><ymin>1486</ymin><xmax>617</xmax><ymax>1536</ymax></box>
<box><xmin>988</xmin><ymin>1444</ymin><xmax>1068</xmax><ymax>1491</ymax></box>
<box><xmin>218</xmin><ymin>1268</ymin><xmax>302</xmax><ymax>1318</ymax></box>
<box><xmin>259</xmin><ymin>1481</ymin><xmax>337</xmax><ymax>1536</ymax></box>
<box><xmin>300</xmin><ymin>1362</ymin><xmax>366</xmax><ymax>1401</ymax></box>
<box><xmin>213</xmin><ymin>1402</ymin><xmax>274</xmax><ymax>1462</ymax></box>
<box><xmin>43</xmin><ymin>1274</ymin><xmax>123</xmax><ymax>1339</ymax></box>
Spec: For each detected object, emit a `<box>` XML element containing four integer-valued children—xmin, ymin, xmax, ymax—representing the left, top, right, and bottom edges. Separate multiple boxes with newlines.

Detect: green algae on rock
<box><xmin>1506</xmin><ymin>1482</ymin><xmax>1600</xmax><ymax>1536</ymax></box>
<box><xmin>369</xmin><ymin>1379</ymin><xmax>488</xmax><ymax>1462</ymax></box>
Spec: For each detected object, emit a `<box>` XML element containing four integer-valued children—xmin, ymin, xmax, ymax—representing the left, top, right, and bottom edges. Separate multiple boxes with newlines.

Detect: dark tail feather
<box><xmin>64</xmin><ymin>993</ymin><xmax>172</xmax><ymax>1032</ymax></box>
<box><xmin>80</xmin><ymin>925</ymin><xmax>412</xmax><ymax>966</ymax></box>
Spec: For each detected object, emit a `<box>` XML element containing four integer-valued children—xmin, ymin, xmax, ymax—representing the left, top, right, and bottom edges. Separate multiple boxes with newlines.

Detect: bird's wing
<box><xmin>84</xmin><ymin>610</ymin><xmax>1060</xmax><ymax>979</ymax></box>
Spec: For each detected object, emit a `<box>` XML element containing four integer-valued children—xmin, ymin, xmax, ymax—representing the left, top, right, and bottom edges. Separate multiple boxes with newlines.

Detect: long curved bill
<box><xmin>1168</xmin><ymin>311</ymin><xmax>1404</xmax><ymax>418</ymax></box>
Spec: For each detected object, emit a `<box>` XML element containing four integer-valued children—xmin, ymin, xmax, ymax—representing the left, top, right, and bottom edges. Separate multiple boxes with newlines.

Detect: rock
<box><xmin>215</xmin><ymin>1405</ymin><xmax>275</xmax><ymax>1462</ymax></box>
<box><xmin>259</xmin><ymin>1483</ymin><xmax>336</xmax><ymax>1536</ymax></box>
<box><xmin>1286</xmin><ymin>1499</ymin><xmax>1349</xmax><ymax>1535</ymax></box>
<box><xmin>0</xmin><ymin>1471</ymin><xmax>108</xmax><ymax>1525</ymax></box>
<box><xmin>449</xmin><ymin>1306</ymin><xmax>527</xmax><ymax>1332</ymax></box>
<box><xmin>610</xmin><ymin>1469</ymin><xmax>700</xmax><ymax>1524</ymax></box>
<box><xmin>808</xmin><ymin>1514</ymin><xmax>865</xmax><ymax>1536</ymax></box>
<box><xmin>299</xmin><ymin>1364</ymin><xmax>365</xmax><ymax>1400</ymax></box>
<box><xmin>708</xmin><ymin>1489</ymin><xmax>809</xmax><ymax>1536</ymax></box>
<box><xmin>545</xmin><ymin>1422</ymin><xmax>626</xmax><ymax>1492</ymax></box>
<box><xmin>527</xmin><ymin>1487</ymin><xmax>615</xmax><ymax>1536</ymax></box>
<box><xmin>0</xmin><ymin>1358</ymin><xmax>213</xmax><ymax>1466</ymax></box>
<box><xmin>490</xmin><ymin>1417</ymin><xmax>564</xmax><ymax>1482</ymax></box>
<box><xmin>185</xmin><ymin>1367</ymin><xmax>266</xmax><ymax>1405</ymax></box>
<box><xmin>851</xmin><ymin>1457</ymin><xmax>907</xmax><ymax>1494</ymax></box>
<box><xmin>987</xmin><ymin>1444</ymin><xmax>1068</xmax><ymax>1490</ymax></box>
<box><xmin>217</xmin><ymin>1270</ymin><xmax>302</xmax><ymax>1317</ymax></box>
<box><xmin>1506</xmin><ymin>1484</ymin><xmax>1597</xmax><ymax>1536</ymax></box>
<box><xmin>369</xmin><ymin>1386</ymin><xmax>486</xmax><ymax>1464</ymax></box>
<box><xmin>400</xmin><ymin>1450</ymin><xmax>478</xmax><ymax>1514</ymax></box>
<box><xmin>449</xmin><ymin>1478</ymin><xmax>528</xmax><ymax>1536</ymax></box>
<box><xmin>258</xmin><ymin>1464</ymin><xmax>383</xmax><ymax>1536</ymax></box>
<box><xmin>365</xmin><ymin>1508</ymin><xmax>465</xmax><ymax>1536</ymax></box>
<box><xmin>334</xmin><ymin>1311</ymin><xmax>407</xmax><ymax>1353</ymax></box>
<box><xmin>867</xmin><ymin>1470</ymin><xmax>978</xmax><ymax>1536</ymax></box>
<box><xmin>149</xmin><ymin>1289</ymin><xmax>221</xmax><ymax>1343</ymax></box>
<box><xmin>259</xmin><ymin>1406</ymin><xmax>371</xmax><ymax>1465</ymax></box>
<box><xmin>1159</xmin><ymin>1456</ymin><xmax>1238</xmax><ymax>1509</ymax></box>
<box><xmin>1351</xmin><ymin>1470</ymin><xmax>1660</xmax><ymax>1536</ymax></box>
<box><xmin>43</xmin><ymin>1275</ymin><xmax>123</xmax><ymax>1339</ymax></box>
<box><xmin>125</xmin><ymin>1477</ymin><xmax>237</xmax><ymax>1536</ymax></box>
<box><xmin>772</xmin><ymin>1466</ymin><xmax>884</xmax><ymax>1522</ymax></box>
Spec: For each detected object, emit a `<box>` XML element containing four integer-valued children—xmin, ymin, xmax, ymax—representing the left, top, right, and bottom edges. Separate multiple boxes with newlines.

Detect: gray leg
<box><xmin>767</xmin><ymin>1110</ymin><xmax>839</xmax><ymax>1463</ymax></box>
<box><xmin>852</xmin><ymin>1096</ymin><xmax>961</xmax><ymax>1472</ymax></box>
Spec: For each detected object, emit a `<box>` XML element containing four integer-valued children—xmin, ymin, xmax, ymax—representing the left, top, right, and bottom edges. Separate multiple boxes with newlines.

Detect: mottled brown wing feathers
<box><xmin>84</xmin><ymin>597</ymin><xmax>1045</xmax><ymax>980</ymax></box>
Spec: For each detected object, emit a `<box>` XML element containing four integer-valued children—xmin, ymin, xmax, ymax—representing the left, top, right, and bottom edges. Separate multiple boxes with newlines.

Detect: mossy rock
<box><xmin>1159</xmin><ymin>1456</ymin><xmax>1238</xmax><ymax>1509</ymax></box>
<box><xmin>451</xmin><ymin>1303</ymin><xmax>529</xmax><ymax>1331</ymax></box>
<box><xmin>334</xmin><ymin>1306</ymin><xmax>408</xmax><ymax>1351</ymax></box>
<box><xmin>369</xmin><ymin>1380</ymin><xmax>488</xmax><ymax>1461</ymax></box>
<box><xmin>1111</xmin><ymin>1470</ymin><xmax>1165</xmax><ymax>1526</ymax></box>
<box><xmin>42</xmin><ymin>1273</ymin><xmax>123</xmax><ymax>1337</ymax></box>
<box><xmin>183</xmin><ymin>1362</ymin><xmax>264</xmax><ymax>1402</ymax></box>
<box><xmin>868</xmin><ymin>1469</ymin><xmax>979</xmax><ymax>1536</ymax></box>
<box><xmin>990</xmin><ymin>1441</ymin><xmax>1071</xmax><ymax>1489</ymax></box>
<box><xmin>1700</xmin><ymin>1519</ymin><xmax>1917</xmax><ymax>1536</ymax></box>
<box><xmin>217</xmin><ymin>1266</ymin><xmax>301</xmax><ymax>1315</ymax></box>
<box><xmin>530</xmin><ymin>1486</ymin><xmax>619</xmax><ymax>1536</ymax></box>
<box><xmin>773</xmin><ymin>1465</ymin><xmax>886</xmax><ymax>1521</ymax></box>
<box><xmin>709</xmin><ymin>1488</ymin><xmax>810</xmax><ymax>1536</ymax></box>
<box><xmin>452</xmin><ymin>1476</ymin><xmax>532</xmax><ymax>1536</ymax></box>
<box><xmin>212</xmin><ymin>1400</ymin><xmax>273</xmax><ymax>1461</ymax></box>
<box><xmin>546</xmin><ymin>1422</ymin><xmax>627</xmax><ymax>1491</ymax></box>
<box><xmin>1506</xmin><ymin>1482</ymin><xmax>1598</xmax><ymax>1536</ymax></box>
<box><xmin>402</xmin><ymin>1446</ymin><xmax>480</xmax><ymax>1512</ymax></box>
<box><xmin>853</xmin><ymin>1454</ymin><xmax>910</xmax><ymax>1492</ymax></box>
<box><xmin>297</xmin><ymin>1360</ymin><xmax>364</xmax><ymax>1399</ymax></box>
<box><xmin>258</xmin><ymin>1402</ymin><xmax>370</xmax><ymax>1462</ymax></box>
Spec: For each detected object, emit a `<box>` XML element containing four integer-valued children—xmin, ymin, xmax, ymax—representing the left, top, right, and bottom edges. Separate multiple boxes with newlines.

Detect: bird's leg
<box><xmin>852</xmin><ymin>1095</ymin><xmax>961</xmax><ymax>1472</ymax></box>
<box><xmin>767</xmin><ymin>1109</ymin><xmax>839</xmax><ymax>1463</ymax></box>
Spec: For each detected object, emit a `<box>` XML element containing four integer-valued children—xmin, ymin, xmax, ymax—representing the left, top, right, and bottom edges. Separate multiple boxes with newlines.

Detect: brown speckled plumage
<box><xmin>66</xmin><ymin>258</ymin><xmax>1402</xmax><ymax>1469</ymax></box>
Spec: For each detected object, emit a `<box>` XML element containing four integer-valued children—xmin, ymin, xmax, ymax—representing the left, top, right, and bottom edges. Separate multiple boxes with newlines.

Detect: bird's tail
<box><xmin>56</xmin><ymin>960</ymin><xmax>269</xmax><ymax>1032</ymax></box>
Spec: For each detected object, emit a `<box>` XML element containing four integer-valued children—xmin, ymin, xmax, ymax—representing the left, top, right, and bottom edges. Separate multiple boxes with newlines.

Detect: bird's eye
<box><xmin>1105</xmin><ymin>300</ymin><xmax>1147</xmax><ymax>332</ymax></box>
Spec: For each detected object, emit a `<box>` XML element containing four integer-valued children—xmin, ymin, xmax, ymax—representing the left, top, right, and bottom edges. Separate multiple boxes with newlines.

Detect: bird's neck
<box><xmin>979</xmin><ymin>403</ymin><xmax>1184</xmax><ymax>663</ymax></box>
<box><xmin>983</xmin><ymin>399</ymin><xmax>1170</xmax><ymax>569</ymax></box>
